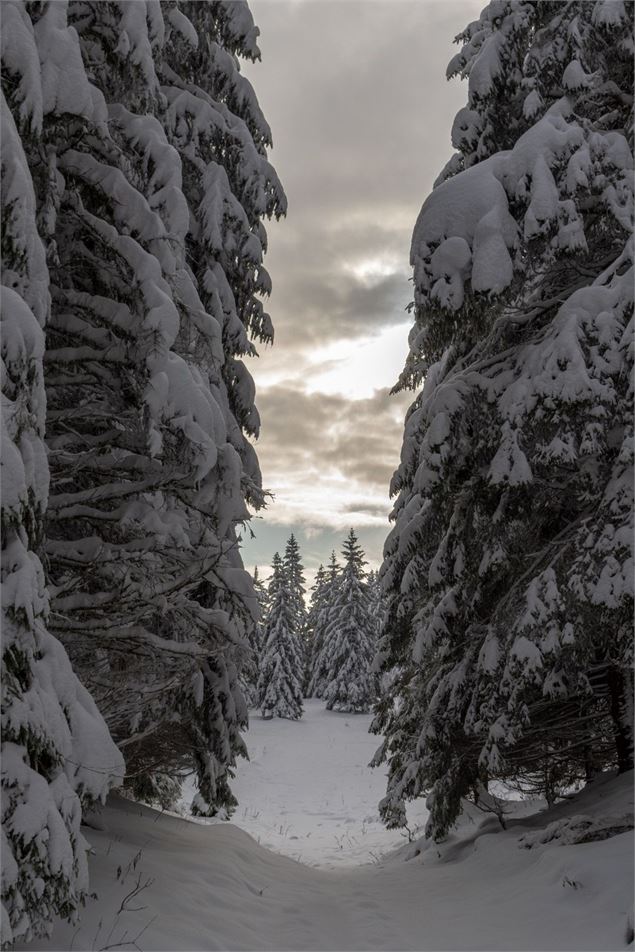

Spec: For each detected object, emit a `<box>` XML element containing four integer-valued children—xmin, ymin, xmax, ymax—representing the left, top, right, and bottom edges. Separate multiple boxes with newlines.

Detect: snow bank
<box><xmin>18</xmin><ymin>770</ymin><xmax>632</xmax><ymax>951</ymax></box>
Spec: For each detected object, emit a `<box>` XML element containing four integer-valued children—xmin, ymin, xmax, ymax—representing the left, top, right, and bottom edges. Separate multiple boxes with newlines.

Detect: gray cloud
<box><xmin>239</xmin><ymin>0</ymin><xmax>480</xmax><ymax>569</ymax></box>
<box><xmin>253</xmin><ymin>384</ymin><xmax>412</xmax><ymax>507</ymax></box>
<box><xmin>259</xmin><ymin>219</ymin><xmax>413</xmax><ymax>352</ymax></box>
<box><xmin>341</xmin><ymin>501</ymin><xmax>391</xmax><ymax>518</ymax></box>
<box><xmin>250</xmin><ymin>1</ymin><xmax>480</xmax><ymax>215</ymax></box>
<box><xmin>248</xmin><ymin>0</ymin><xmax>481</xmax><ymax>350</ymax></box>
<box><xmin>272</xmin><ymin>269</ymin><xmax>411</xmax><ymax>345</ymax></box>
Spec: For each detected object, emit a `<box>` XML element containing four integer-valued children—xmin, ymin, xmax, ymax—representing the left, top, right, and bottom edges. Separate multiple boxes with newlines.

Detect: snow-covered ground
<box><xmin>19</xmin><ymin>703</ymin><xmax>633</xmax><ymax>951</ymax></box>
<box><xmin>181</xmin><ymin>699</ymin><xmax>429</xmax><ymax>868</ymax></box>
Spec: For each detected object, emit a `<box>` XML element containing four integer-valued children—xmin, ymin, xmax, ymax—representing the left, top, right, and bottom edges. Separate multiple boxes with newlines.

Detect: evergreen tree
<box><xmin>306</xmin><ymin>565</ymin><xmax>326</xmax><ymax>625</ymax></box>
<box><xmin>374</xmin><ymin>0</ymin><xmax>634</xmax><ymax>839</ymax></box>
<box><xmin>257</xmin><ymin>554</ymin><xmax>304</xmax><ymax>720</ymax></box>
<box><xmin>366</xmin><ymin>570</ymin><xmax>383</xmax><ymax>654</ymax></box>
<box><xmin>307</xmin><ymin>552</ymin><xmax>340</xmax><ymax>698</ymax></box>
<box><xmin>240</xmin><ymin>567</ymin><xmax>266</xmax><ymax>707</ymax></box>
<box><xmin>1</xmin><ymin>0</ymin><xmax>284</xmax><ymax>849</ymax></box>
<box><xmin>1</xmin><ymin>0</ymin><xmax>284</xmax><ymax>934</ymax></box>
<box><xmin>9</xmin><ymin>0</ymin><xmax>286</xmax><ymax>816</ymax></box>
<box><xmin>366</xmin><ymin>570</ymin><xmax>384</xmax><ymax>695</ymax></box>
<box><xmin>1</xmin><ymin>20</ymin><xmax>123</xmax><ymax>941</ymax></box>
<box><xmin>155</xmin><ymin>0</ymin><xmax>285</xmax><ymax>813</ymax></box>
<box><xmin>283</xmin><ymin>533</ymin><xmax>308</xmax><ymax>665</ymax></box>
<box><xmin>304</xmin><ymin>564</ymin><xmax>326</xmax><ymax>693</ymax></box>
<box><xmin>322</xmin><ymin>532</ymin><xmax>376</xmax><ymax>714</ymax></box>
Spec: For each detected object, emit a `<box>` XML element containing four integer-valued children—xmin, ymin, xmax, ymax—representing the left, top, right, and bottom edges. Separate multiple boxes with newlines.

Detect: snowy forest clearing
<box><xmin>181</xmin><ymin>699</ymin><xmax>430</xmax><ymax>868</ymax></box>
<box><xmin>19</xmin><ymin>771</ymin><xmax>633</xmax><ymax>952</ymax></box>
<box><xmin>2</xmin><ymin>1</ymin><xmax>633</xmax><ymax>948</ymax></box>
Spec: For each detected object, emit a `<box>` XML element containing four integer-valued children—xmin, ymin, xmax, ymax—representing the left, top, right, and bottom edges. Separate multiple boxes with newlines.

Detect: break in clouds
<box><xmin>255</xmin><ymin>384</ymin><xmax>410</xmax><ymax>517</ymax></box>
<box><xmin>241</xmin><ymin>0</ymin><xmax>480</xmax><ymax>568</ymax></box>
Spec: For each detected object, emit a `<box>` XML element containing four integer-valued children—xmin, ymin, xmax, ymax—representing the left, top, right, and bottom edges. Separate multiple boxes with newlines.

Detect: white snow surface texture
<box><xmin>184</xmin><ymin>700</ymin><xmax>430</xmax><ymax>869</ymax></box>
<box><xmin>18</xmin><ymin>708</ymin><xmax>634</xmax><ymax>951</ymax></box>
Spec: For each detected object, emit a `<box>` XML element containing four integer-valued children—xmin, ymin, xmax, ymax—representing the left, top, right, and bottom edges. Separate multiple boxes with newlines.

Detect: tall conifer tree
<box><xmin>373</xmin><ymin>0</ymin><xmax>634</xmax><ymax>839</ymax></box>
<box><xmin>241</xmin><ymin>567</ymin><xmax>266</xmax><ymax>707</ymax></box>
<box><xmin>29</xmin><ymin>0</ymin><xmax>286</xmax><ymax>816</ymax></box>
<box><xmin>1</xmin><ymin>2</ymin><xmax>285</xmax><ymax>932</ymax></box>
<box><xmin>257</xmin><ymin>554</ymin><xmax>304</xmax><ymax>720</ymax></box>
<box><xmin>307</xmin><ymin>552</ymin><xmax>340</xmax><ymax>699</ymax></box>
<box><xmin>322</xmin><ymin>531</ymin><xmax>376</xmax><ymax>714</ymax></box>
<box><xmin>1</xmin><ymin>10</ymin><xmax>124</xmax><ymax>940</ymax></box>
<box><xmin>304</xmin><ymin>564</ymin><xmax>326</xmax><ymax>693</ymax></box>
<box><xmin>283</xmin><ymin>533</ymin><xmax>308</xmax><ymax>664</ymax></box>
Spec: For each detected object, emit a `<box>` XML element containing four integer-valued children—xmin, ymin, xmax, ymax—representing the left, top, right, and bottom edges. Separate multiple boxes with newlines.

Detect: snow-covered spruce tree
<box><xmin>1</xmin><ymin>20</ymin><xmax>124</xmax><ymax>942</ymax></box>
<box><xmin>283</xmin><ymin>533</ymin><xmax>308</xmax><ymax>667</ymax></box>
<box><xmin>257</xmin><ymin>554</ymin><xmax>304</xmax><ymax>720</ymax></box>
<box><xmin>240</xmin><ymin>566</ymin><xmax>266</xmax><ymax>707</ymax></box>
<box><xmin>366</xmin><ymin>570</ymin><xmax>383</xmax><ymax>654</ymax></box>
<box><xmin>307</xmin><ymin>552</ymin><xmax>340</xmax><ymax>698</ymax></box>
<box><xmin>321</xmin><ymin>532</ymin><xmax>376</xmax><ymax>714</ymax></box>
<box><xmin>156</xmin><ymin>1</ymin><xmax>285</xmax><ymax>812</ymax></box>
<box><xmin>16</xmin><ymin>1</ymin><xmax>285</xmax><ymax>815</ymax></box>
<box><xmin>305</xmin><ymin>563</ymin><xmax>326</xmax><ymax>694</ymax></box>
<box><xmin>373</xmin><ymin>0</ymin><xmax>634</xmax><ymax>838</ymax></box>
<box><xmin>253</xmin><ymin>564</ymin><xmax>270</xmax><ymax>621</ymax></box>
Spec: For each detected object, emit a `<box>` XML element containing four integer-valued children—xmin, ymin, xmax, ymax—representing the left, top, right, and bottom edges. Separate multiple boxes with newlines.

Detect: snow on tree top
<box><xmin>411</xmin><ymin>107</ymin><xmax>632</xmax><ymax>330</ymax></box>
<box><xmin>592</xmin><ymin>0</ymin><xmax>631</xmax><ymax>28</ymax></box>
<box><xmin>34</xmin><ymin>2</ymin><xmax>107</xmax><ymax>127</ymax></box>
<box><xmin>1</xmin><ymin>96</ymin><xmax>48</xmax><ymax>325</ymax></box>
<box><xmin>0</xmin><ymin>1</ymin><xmax>43</xmax><ymax>133</ymax></box>
<box><xmin>218</xmin><ymin>0</ymin><xmax>262</xmax><ymax>60</ymax></box>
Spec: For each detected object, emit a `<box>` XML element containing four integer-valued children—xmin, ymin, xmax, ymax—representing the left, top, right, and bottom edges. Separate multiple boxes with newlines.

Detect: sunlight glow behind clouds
<box><xmin>305</xmin><ymin>322</ymin><xmax>411</xmax><ymax>400</ymax></box>
<box><xmin>239</xmin><ymin>0</ymin><xmax>481</xmax><ymax>572</ymax></box>
<box><xmin>263</xmin><ymin>478</ymin><xmax>390</xmax><ymax>530</ymax></box>
<box><xmin>253</xmin><ymin>320</ymin><xmax>411</xmax><ymax>400</ymax></box>
<box><xmin>345</xmin><ymin>255</ymin><xmax>406</xmax><ymax>283</ymax></box>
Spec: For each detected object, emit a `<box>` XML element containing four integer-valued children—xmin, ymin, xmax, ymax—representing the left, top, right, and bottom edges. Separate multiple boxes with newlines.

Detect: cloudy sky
<box><xmin>240</xmin><ymin>0</ymin><xmax>480</xmax><ymax>583</ymax></box>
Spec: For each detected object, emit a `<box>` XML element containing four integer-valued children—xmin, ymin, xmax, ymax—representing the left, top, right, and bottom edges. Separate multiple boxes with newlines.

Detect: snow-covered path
<box><xmin>20</xmin><ymin>702</ymin><xmax>633</xmax><ymax>951</ymax></box>
<box><xmin>182</xmin><ymin>699</ymin><xmax>430</xmax><ymax>868</ymax></box>
<box><xmin>21</xmin><ymin>779</ymin><xmax>633</xmax><ymax>951</ymax></box>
